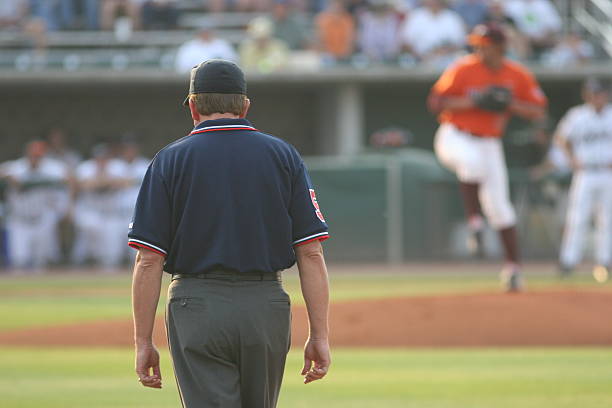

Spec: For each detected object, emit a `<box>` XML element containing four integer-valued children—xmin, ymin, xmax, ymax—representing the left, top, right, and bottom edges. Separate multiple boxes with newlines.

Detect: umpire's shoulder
<box><xmin>253</xmin><ymin>129</ymin><xmax>303</xmax><ymax>159</ymax></box>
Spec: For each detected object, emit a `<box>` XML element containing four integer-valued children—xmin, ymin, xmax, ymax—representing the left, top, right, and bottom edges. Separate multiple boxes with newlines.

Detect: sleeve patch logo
<box><xmin>309</xmin><ymin>189</ymin><xmax>326</xmax><ymax>222</ymax></box>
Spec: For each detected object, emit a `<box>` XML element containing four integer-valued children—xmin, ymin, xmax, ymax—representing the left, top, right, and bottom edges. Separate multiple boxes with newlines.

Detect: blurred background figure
<box><xmin>55</xmin><ymin>0</ymin><xmax>100</xmax><ymax>30</ymax></box>
<box><xmin>483</xmin><ymin>0</ymin><xmax>529</xmax><ymax>61</ymax></box>
<box><xmin>240</xmin><ymin>16</ymin><xmax>289</xmax><ymax>72</ymax></box>
<box><xmin>400</xmin><ymin>0</ymin><xmax>466</xmax><ymax>67</ymax></box>
<box><xmin>100</xmin><ymin>0</ymin><xmax>142</xmax><ymax>31</ymax></box>
<box><xmin>175</xmin><ymin>26</ymin><xmax>238</xmax><ymax>73</ymax></box>
<box><xmin>452</xmin><ymin>0</ymin><xmax>488</xmax><ymax>30</ymax></box>
<box><xmin>71</xmin><ymin>144</ymin><xmax>129</xmax><ymax>270</ymax></box>
<box><xmin>357</xmin><ymin>0</ymin><xmax>401</xmax><ymax>63</ymax></box>
<box><xmin>0</xmin><ymin>141</ymin><xmax>68</xmax><ymax>271</ymax></box>
<box><xmin>141</xmin><ymin>0</ymin><xmax>179</xmax><ymax>30</ymax></box>
<box><xmin>503</xmin><ymin>0</ymin><xmax>562</xmax><ymax>59</ymax></box>
<box><xmin>0</xmin><ymin>0</ymin><xmax>27</xmax><ymax>30</ymax></box>
<box><xmin>315</xmin><ymin>0</ymin><xmax>355</xmax><ymax>64</ymax></box>
<box><xmin>271</xmin><ymin>0</ymin><xmax>311</xmax><ymax>51</ymax></box>
<box><xmin>556</xmin><ymin>78</ymin><xmax>612</xmax><ymax>281</ymax></box>
<box><xmin>235</xmin><ymin>0</ymin><xmax>272</xmax><ymax>12</ymax></box>
<box><xmin>542</xmin><ymin>31</ymin><xmax>595</xmax><ymax>68</ymax></box>
<box><xmin>43</xmin><ymin>128</ymin><xmax>82</xmax><ymax>169</ymax></box>
<box><xmin>117</xmin><ymin>137</ymin><xmax>150</xmax><ymax>260</ymax></box>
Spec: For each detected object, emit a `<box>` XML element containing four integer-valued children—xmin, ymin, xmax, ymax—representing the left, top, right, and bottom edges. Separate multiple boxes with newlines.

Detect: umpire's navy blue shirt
<box><xmin>128</xmin><ymin>118</ymin><xmax>329</xmax><ymax>275</ymax></box>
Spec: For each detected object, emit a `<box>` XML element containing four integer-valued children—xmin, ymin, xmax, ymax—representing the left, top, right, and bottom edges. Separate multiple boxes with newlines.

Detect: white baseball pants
<box><xmin>434</xmin><ymin>123</ymin><xmax>516</xmax><ymax>229</ymax></box>
<box><xmin>71</xmin><ymin>209</ymin><xmax>126</xmax><ymax>267</ymax></box>
<box><xmin>560</xmin><ymin>169</ymin><xmax>612</xmax><ymax>267</ymax></box>
<box><xmin>7</xmin><ymin>215</ymin><xmax>58</xmax><ymax>269</ymax></box>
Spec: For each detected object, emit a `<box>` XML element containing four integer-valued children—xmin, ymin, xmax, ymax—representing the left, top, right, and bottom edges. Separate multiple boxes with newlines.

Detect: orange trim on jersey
<box><xmin>293</xmin><ymin>235</ymin><xmax>330</xmax><ymax>247</ymax></box>
<box><xmin>129</xmin><ymin>242</ymin><xmax>166</xmax><ymax>257</ymax></box>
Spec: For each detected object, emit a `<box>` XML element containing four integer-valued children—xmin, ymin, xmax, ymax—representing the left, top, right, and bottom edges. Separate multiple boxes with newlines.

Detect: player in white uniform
<box><xmin>118</xmin><ymin>139</ymin><xmax>150</xmax><ymax>259</ymax></box>
<box><xmin>71</xmin><ymin>145</ymin><xmax>130</xmax><ymax>269</ymax></box>
<box><xmin>0</xmin><ymin>141</ymin><xmax>69</xmax><ymax>271</ymax></box>
<box><xmin>556</xmin><ymin>78</ymin><xmax>612</xmax><ymax>281</ymax></box>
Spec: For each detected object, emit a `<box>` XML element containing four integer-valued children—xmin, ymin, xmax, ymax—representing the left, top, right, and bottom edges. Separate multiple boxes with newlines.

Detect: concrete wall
<box><xmin>1</xmin><ymin>67</ymin><xmax>609</xmax><ymax>162</ymax></box>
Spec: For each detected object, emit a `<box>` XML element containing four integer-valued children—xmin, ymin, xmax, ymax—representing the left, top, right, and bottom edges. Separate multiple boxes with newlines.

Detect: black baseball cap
<box><xmin>583</xmin><ymin>77</ymin><xmax>610</xmax><ymax>94</ymax></box>
<box><xmin>183</xmin><ymin>59</ymin><xmax>247</xmax><ymax>106</ymax></box>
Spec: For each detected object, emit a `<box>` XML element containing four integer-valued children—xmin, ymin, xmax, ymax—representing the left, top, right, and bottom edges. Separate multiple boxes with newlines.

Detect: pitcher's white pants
<box><xmin>434</xmin><ymin>123</ymin><xmax>516</xmax><ymax>229</ymax></box>
<box><xmin>560</xmin><ymin>170</ymin><xmax>612</xmax><ymax>267</ymax></box>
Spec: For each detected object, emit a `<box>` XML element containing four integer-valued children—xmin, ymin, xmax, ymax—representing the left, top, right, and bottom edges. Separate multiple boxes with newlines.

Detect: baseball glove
<box><xmin>473</xmin><ymin>86</ymin><xmax>512</xmax><ymax>112</ymax></box>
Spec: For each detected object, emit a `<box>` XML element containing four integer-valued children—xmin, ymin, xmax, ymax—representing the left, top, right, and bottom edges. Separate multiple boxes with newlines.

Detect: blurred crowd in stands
<box><xmin>0</xmin><ymin>0</ymin><xmax>604</xmax><ymax>71</ymax></box>
<box><xmin>0</xmin><ymin>130</ymin><xmax>150</xmax><ymax>271</ymax></box>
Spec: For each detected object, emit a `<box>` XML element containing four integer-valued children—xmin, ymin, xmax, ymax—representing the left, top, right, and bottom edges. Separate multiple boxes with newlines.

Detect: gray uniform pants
<box><xmin>166</xmin><ymin>274</ymin><xmax>292</xmax><ymax>408</ymax></box>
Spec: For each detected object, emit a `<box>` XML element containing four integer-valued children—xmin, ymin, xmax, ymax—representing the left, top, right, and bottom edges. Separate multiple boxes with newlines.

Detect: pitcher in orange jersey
<box><xmin>428</xmin><ymin>23</ymin><xmax>547</xmax><ymax>292</ymax></box>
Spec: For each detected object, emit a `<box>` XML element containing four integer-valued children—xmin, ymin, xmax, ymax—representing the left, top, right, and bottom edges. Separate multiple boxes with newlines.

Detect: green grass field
<box><xmin>1</xmin><ymin>264</ymin><xmax>611</xmax><ymax>407</ymax></box>
<box><xmin>1</xmin><ymin>348</ymin><xmax>611</xmax><ymax>408</ymax></box>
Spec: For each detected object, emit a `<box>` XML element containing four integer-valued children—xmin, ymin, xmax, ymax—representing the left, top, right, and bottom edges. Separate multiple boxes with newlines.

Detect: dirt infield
<box><xmin>1</xmin><ymin>289</ymin><xmax>612</xmax><ymax>347</ymax></box>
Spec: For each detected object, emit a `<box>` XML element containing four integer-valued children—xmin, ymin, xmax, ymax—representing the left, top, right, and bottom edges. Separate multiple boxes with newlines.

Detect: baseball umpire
<box><xmin>428</xmin><ymin>23</ymin><xmax>547</xmax><ymax>291</ymax></box>
<box><xmin>129</xmin><ymin>60</ymin><xmax>331</xmax><ymax>408</ymax></box>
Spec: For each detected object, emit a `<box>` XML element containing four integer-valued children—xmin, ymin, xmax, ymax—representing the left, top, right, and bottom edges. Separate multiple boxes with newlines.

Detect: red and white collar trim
<box><xmin>191</xmin><ymin>124</ymin><xmax>256</xmax><ymax>135</ymax></box>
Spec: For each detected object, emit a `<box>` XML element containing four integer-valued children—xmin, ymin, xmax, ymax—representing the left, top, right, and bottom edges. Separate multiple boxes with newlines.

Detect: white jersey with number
<box><xmin>556</xmin><ymin>104</ymin><xmax>612</xmax><ymax>167</ymax></box>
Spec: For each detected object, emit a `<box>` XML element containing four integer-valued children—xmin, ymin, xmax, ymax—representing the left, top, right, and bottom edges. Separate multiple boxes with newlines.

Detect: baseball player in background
<box><xmin>0</xmin><ymin>141</ymin><xmax>69</xmax><ymax>270</ymax></box>
<box><xmin>72</xmin><ymin>144</ymin><xmax>130</xmax><ymax>269</ymax></box>
<box><xmin>428</xmin><ymin>23</ymin><xmax>547</xmax><ymax>291</ymax></box>
<box><xmin>118</xmin><ymin>138</ymin><xmax>150</xmax><ymax>260</ymax></box>
<box><xmin>556</xmin><ymin>78</ymin><xmax>612</xmax><ymax>282</ymax></box>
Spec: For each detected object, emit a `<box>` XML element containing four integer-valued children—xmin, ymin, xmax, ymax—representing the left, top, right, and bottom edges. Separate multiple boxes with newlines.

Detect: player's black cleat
<box><xmin>466</xmin><ymin>229</ymin><xmax>485</xmax><ymax>258</ymax></box>
<box><xmin>500</xmin><ymin>264</ymin><xmax>524</xmax><ymax>293</ymax></box>
<box><xmin>558</xmin><ymin>264</ymin><xmax>573</xmax><ymax>279</ymax></box>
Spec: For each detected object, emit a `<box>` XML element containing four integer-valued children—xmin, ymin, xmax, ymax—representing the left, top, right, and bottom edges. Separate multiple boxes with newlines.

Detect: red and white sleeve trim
<box><xmin>293</xmin><ymin>232</ymin><xmax>330</xmax><ymax>247</ymax></box>
<box><xmin>128</xmin><ymin>239</ymin><xmax>167</xmax><ymax>256</ymax></box>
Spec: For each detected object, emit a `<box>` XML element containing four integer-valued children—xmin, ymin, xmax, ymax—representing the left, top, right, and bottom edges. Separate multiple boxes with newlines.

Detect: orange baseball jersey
<box><xmin>431</xmin><ymin>54</ymin><xmax>547</xmax><ymax>137</ymax></box>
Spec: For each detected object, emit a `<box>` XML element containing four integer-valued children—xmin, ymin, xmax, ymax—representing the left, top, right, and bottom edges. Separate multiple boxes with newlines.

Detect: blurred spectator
<box><xmin>240</xmin><ymin>17</ymin><xmax>289</xmax><ymax>72</ymax></box>
<box><xmin>542</xmin><ymin>32</ymin><xmax>595</xmax><ymax>67</ymax></box>
<box><xmin>71</xmin><ymin>144</ymin><xmax>129</xmax><ymax>269</ymax></box>
<box><xmin>453</xmin><ymin>0</ymin><xmax>488</xmax><ymax>29</ymax></box>
<box><xmin>1</xmin><ymin>141</ymin><xmax>69</xmax><ymax>270</ymax></box>
<box><xmin>272</xmin><ymin>0</ymin><xmax>311</xmax><ymax>50</ymax></box>
<box><xmin>141</xmin><ymin>0</ymin><xmax>179</xmax><ymax>30</ymax></box>
<box><xmin>315</xmin><ymin>0</ymin><xmax>355</xmax><ymax>62</ymax></box>
<box><xmin>400</xmin><ymin>0</ymin><xmax>465</xmax><ymax>66</ymax></box>
<box><xmin>44</xmin><ymin>128</ymin><xmax>82</xmax><ymax>169</ymax></box>
<box><xmin>29</xmin><ymin>0</ymin><xmax>61</xmax><ymax>30</ymax></box>
<box><xmin>101</xmin><ymin>0</ymin><xmax>143</xmax><ymax>30</ymax></box>
<box><xmin>22</xmin><ymin>17</ymin><xmax>48</xmax><ymax>55</ymax></box>
<box><xmin>175</xmin><ymin>27</ymin><xmax>238</xmax><ymax>73</ymax></box>
<box><xmin>484</xmin><ymin>0</ymin><xmax>529</xmax><ymax>61</ymax></box>
<box><xmin>58</xmin><ymin>0</ymin><xmax>100</xmax><ymax>30</ymax></box>
<box><xmin>236</xmin><ymin>0</ymin><xmax>272</xmax><ymax>12</ymax></box>
<box><xmin>504</xmin><ymin>0</ymin><xmax>562</xmax><ymax>57</ymax></box>
<box><xmin>357</xmin><ymin>0</ymin><xmax>401</xmax><ymax>63</ymax></box>
<box><xmin>0</xmin><ymin>0</ymin><xmax>27</xmax><ymax>30</ymax></box>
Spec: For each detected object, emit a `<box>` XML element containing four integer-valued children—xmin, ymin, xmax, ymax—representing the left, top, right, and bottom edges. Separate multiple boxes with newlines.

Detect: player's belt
<box><xmin>172</xmin><ymin>270</ymin><xmax>281</xmax><ymax>282</ymax></box>
<box><xmin>454</xmin><ymin>125</ymin><xmax>494</xmax><ymax>138</ymax></box>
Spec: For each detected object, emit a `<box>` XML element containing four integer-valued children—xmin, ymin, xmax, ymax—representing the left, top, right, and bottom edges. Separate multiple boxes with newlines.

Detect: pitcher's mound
<box><xmin>1</xmin><ymin>290</ymin><xmax>611</xmax><ymax>347</ymax></box>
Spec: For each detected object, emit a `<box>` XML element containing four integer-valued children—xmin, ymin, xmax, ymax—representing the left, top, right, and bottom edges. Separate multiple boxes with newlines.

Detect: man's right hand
<box><xmin>301</xmin><ymin>338</ymin><xmax>331</xmax><ymax>384</ymax></box>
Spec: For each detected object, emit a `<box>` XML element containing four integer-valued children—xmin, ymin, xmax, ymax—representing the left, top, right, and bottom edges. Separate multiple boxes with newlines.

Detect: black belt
<box><xmin>172</xmin><ymin>270</ymin><xmax>281</xmax><ymax>282</ymax></box>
